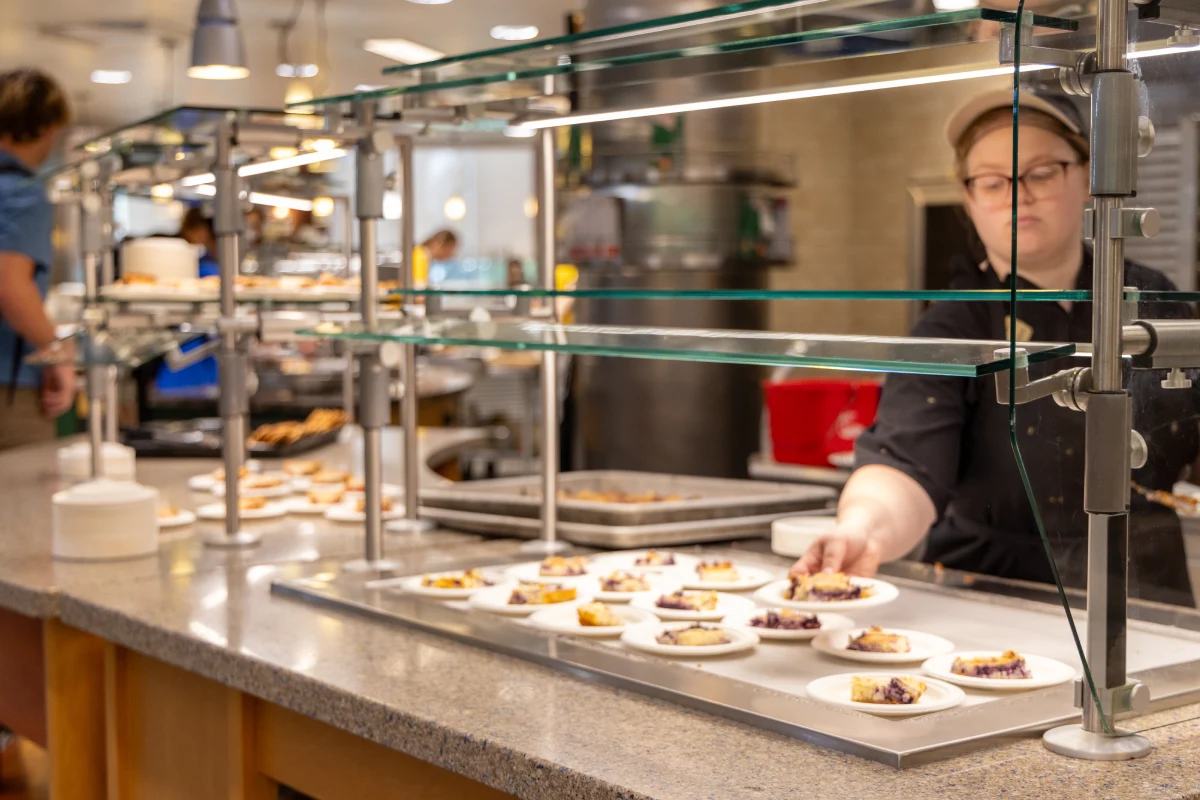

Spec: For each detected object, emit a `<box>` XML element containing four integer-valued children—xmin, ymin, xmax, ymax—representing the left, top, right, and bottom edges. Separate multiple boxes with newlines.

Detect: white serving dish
<box><xmin>620</xmin><ymin>622</ymin><xmax>758</xmax><ymax>658</ymax></box>
<box><xmin>811</xmin><ymin>627</ymin><xmax>956</xmax><ymax>663</ymax></box>
<box><xmin>52</xmin><ymin>479</ymin><xmax>159</xmax><ymax>561</ymax></box>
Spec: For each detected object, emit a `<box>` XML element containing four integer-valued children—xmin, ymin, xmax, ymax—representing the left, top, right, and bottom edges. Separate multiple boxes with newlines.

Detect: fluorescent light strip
<box><xmin>1128</xmin><ymin>43</ymin><xmax>1200</xmax><ymax>60</ymax></box>
<box><xmin>518</xmin><ymin>64</ymin><xmax>1055</xmax><ymax>130</ymax></box>
<box><xmin>249</xmin><ymin>193</ymin><xmax>314</xmax><ymax>211</ymax></box>
<box><xmin>178</xmin><ymin>149</ymin><xmax>347</xmax><ymax>188</ymax></box>
<box><xmin>193</xmin><ymin>184</ymin><xmax>216</xmax><ymax>196</ymax></box>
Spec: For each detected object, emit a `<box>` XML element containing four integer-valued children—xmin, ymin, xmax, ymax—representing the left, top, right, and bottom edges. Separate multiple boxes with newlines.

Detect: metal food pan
<box><xmin>419</xmin><ymin>506</ymin><xmax>792</xmax><ymax>548</ymax></box>
<box><xmin>420</xmin><ymin>470</ymin><xmax>835</xmax><ymax>526</ymax></box>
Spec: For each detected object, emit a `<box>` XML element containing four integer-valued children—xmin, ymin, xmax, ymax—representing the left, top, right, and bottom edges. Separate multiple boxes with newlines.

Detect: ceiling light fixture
<box><xmin>90</xmin><ymin>69</ymin><xmax>133</xmax><ymax>85</ymax></box>
<box><xmin>276</xmin><ymin>63</ymin><xmax>319</xmax><ymax>78</ymax></box>
<box><xmin>150</xmin><ymin>183</ymin><xmax>175</xmax><ymax>199</ymax></box>
<box><xmin>444</xmin><ymin>195</ymin><xmax>467</xmax><ymax>221</ymax></box>
<box><xmin>179</xmin><ymin>148</ymin><xmax>348</xmax><ymax>188</ymax></box>
<box><xmin>515</xmin><ymin>63</ymin><xmax>1055</xmax><ymax>131</ymax></box>
<box><xmin>490</xmin><ymin>25</ymin><xmax>539</xmax><ymax>41</ymax></box>
<box><xmin>363</xmin><ymin>38</ymin><xmax>446</xmax><ymax>64</ymax></box>
<box><xmin>193</xmin><ymin>184</ymin><xmax>217</xmax><ymax>196</ymax></box>
<box><xmin>932</xmin><ymin>0</ymin><xmax>979</xmax><ymax>9</ymax></box>
<box><xmin>406</xmin><ymin>0</ymin><xmax>453</xmax><ymax>4</ymax></box>
<box><xmin>303</xmin><ymin>138</ymin><xmax>339</xmax><ymax>152</ymax></box>
<box><xmin>188</xmin><ymin>0</ymin><xmax>250</xmax><ymax>80</ymax></box>
<box><xmin>1128</xmin><ymin>41</ymin><xmax>1200</xmax><ymax>59</ymax></box>
<box><xmin>269</xmin><ymin>146</ymin><xmax>300</xmax><ymax>160</ymax></box>
<box><xmin>312</xmin><ymin>196</ymin><xmax>336</xmax><ymax>217</ymax></box>
<box><xmin>181</xmin><ymin>172</ymin><xmax>217</xmax><ymax>186</ymax></box>
<box><xmin>251</xmin><ymin>193</ymin><xmax>315</xmax><ymax>211</ymax></box>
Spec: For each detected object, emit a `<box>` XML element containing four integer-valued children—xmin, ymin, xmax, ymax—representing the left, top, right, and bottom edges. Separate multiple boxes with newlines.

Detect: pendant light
<box><xmin>188</xmin><ymin>0</ymin><xmax>250</xmax><ymax>80</ymax></box>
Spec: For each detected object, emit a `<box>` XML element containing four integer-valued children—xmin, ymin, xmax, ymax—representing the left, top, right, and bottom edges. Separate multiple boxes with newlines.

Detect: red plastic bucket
<box><xmin>763</xmin><ymin>378</ymin><xmax>881</xmax><ymax>466</ymax></box>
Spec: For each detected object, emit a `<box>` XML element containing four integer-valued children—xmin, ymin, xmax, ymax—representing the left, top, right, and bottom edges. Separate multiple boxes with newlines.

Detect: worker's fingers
<box><xmin>819</xmin><ymin>536</ymin><xmax>848</xmax><ymax>573</ymax></box>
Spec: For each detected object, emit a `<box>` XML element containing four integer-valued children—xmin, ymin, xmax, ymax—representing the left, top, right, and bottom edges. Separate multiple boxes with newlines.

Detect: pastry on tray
<box><xmin>306</xmin><ymin>487</ymin><xmax>345</xmax><ymax>506</ymax></box>
<box><xmin>157</xmin><ymin>505</ymin><xmax>180</xmax><ymax>520</ymax></box>
<box><xmin>950</xmin><ymin>650</ymin><xmax>1032</xmax><ymax>680</ymax></box>
<box><xmin>283</xmin><ymin>459</ymin><xmax>322</xmax><ymax>476</ymax></box>
<box><xmin>345</xmin><ymin>476</ymin><xmax>366</xmax><ymax>492</ymax></box>
<box><xmin>577</xmin><ymin>602</ymin><xmax>625</xmax><ymax>627</ymax></box>
<box><xmin>846</xmin><ymin>627</ymin><xmax>910</xmax><ymax>654</ymax></box>
<box><xmin>655</xmin><ymin>590</ymin><xmax>719</xmax><ymax>612</ymax></box>
<box><xmin>243</xmin><ymin>474</ymin><xmax>284</xmax><ymax>490</ymax></box>
<box><xmin>559</xmin><ymin>489</ymin><xmax>686</xmax><ymax>504</ymax></box>
<box><xmin>655</xmin><ymin>624</ymin><xmax>731</xmax><ymax>647</ymax></box>
<box><xmin>421</xmin><ymin>569</ymin><xmax>492</xmax><ymax>590</ymax></box>
<box><xmin>749</xmin><ymin>609</ymin><xmax>821</xmax><ymax>631</ymax></box>
<box><xmin>311</xmin><ymin>468</ymin><xmax>349</xmax><ymax>485</ymax></box>
<box><xmin>634</xmin><ymin>550</ymin><xmax>676</xmax><ymax>567</ymax></box>
<box><xmin>599</xmin><ymin>571</ymin><xmax>651</xmax><ymax>593</ymax></box>
<box><xmin>695</xmin><ymin>560</ymin><xmax>740</xmax><ymax>582</ymax></box>
<box><xmin>784</xmin><ymin>572</ymin><xmax>873</xmax><ymax>602</ymax></box>
<box><xmin>238</xmin><ymin>496</ymin><xmax>268</xmax><ymax>512</ymax></box>
<box><xmin>850</xmin><ymin>676</ymin><xmax>927</xmax><ymax>705</ymax></box>
<box><xmin>354</xmin><ymin>496</ymin><xmax>395</xmax><ymax>513</ymax></box>
<box><xmin>539</xmin><ymin>555</ymin><xmax>588</xmax><ymax>577</ymax></box>
<box><xmin>212</xmin><ymin>466</ymin><xmax>251</xmax><ymax>481</ymax></box>
<box><xmin>507</xmin><ymin>583</ymin><xmax>577</xmax><ymax>606</ymax></box>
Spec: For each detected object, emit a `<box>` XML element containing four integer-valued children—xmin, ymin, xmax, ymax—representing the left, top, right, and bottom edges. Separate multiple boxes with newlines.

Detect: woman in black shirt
<box><xmin>789</xmin><ymin>89</ymin><xmax>1197</xmax><ymax>606</ymax></box>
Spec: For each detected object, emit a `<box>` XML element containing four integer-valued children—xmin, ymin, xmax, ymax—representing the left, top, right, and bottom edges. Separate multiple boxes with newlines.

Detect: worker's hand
<box><xmin>40</xmin><ymin>362</ymin><xmax>77</xmax><ymax>420</ymax></box>
<box><xmin>788</xmin><ymin>523</ymin><xmax>881</xmax><ymax>579</ymax></box>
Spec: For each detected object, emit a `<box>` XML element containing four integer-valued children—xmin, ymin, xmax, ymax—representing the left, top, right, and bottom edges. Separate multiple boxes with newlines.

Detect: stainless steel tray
<box><xmin>419</xmin><ymin>506</ymin><xmax>792</xmax><ymax>547</ymax></box>
<box><xmin>274</xmin><ymin>547</ymin><xmax>1200</xmax><ymax>767</ymax></box>
<box><xmin>420</xmin><ymin>470</ymin><xmax>834</xmax><ymax>526</ymax></box>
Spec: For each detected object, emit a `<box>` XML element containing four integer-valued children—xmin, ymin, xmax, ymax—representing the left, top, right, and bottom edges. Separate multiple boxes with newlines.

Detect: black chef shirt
<box><xmin>855</xmin><ymin>248</ymin><xmax>1198</xmax><ymax>606</ymax></box>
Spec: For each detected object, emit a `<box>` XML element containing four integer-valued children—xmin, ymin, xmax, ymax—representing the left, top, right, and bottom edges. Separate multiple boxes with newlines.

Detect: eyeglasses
<box><xmin>963</xmin><ymin>161</ymin><xmax>1078</xmax><ymax>208</ymax></box>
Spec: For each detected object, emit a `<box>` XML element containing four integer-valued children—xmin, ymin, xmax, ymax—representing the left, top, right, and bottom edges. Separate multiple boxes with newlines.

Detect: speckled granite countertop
<box><xmin>3</xmin><ymin>435</ymin><xmax>1200</xmax><ymax>799</ymax></box>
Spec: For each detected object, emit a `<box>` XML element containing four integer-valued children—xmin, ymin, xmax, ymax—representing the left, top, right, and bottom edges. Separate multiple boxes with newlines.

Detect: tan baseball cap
<box><xmin>944</xmin><ymin>89</ymin><xmax>1084</xmax><ymax>148</ymax></box>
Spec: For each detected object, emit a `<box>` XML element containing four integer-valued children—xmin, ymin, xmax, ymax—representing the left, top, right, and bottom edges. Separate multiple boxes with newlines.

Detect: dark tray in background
<box><xmin>121</xmin><ymin>418</ymin><xmax>343</xmax><ymax>459</ymax></box>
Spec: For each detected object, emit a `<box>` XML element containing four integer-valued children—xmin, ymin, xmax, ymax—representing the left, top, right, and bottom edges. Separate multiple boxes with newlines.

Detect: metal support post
<box><xmin>1044</xmin><ymin>0</ymin><xmax>1152</xmax><ymax>761</ymax></box>
<box><xmin>388</xmin><ymin>135</ymin><xmax>433</xmax><ymax>535</ymax></box>
<box><xmin>345</xmin><ymin>103</ymin><xmax>402</xmax><ymax>570</ymax></box>
<box><xmin>205</xmin><ymin>116</ymin><xmax>261</xmax><ymax>550</ymax></box>
<box><xmin>520</xmin><ymin>127</ymin><xmax>569</xmax><ymax>555</ymax></box>
<box><xmin>79</xmin><ymin>164</ymin><xmax>104</xmax><ymax>478</ymax></box>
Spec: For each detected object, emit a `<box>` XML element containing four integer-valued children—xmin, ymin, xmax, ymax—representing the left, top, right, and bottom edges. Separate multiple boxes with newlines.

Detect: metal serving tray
<box><xmin>420</xmin><ymin>470</ymin><xmax>834</xmax><ymax>526</ymax></box>
<box><xmin>273</xmin><ymin>547</ymin><xmax>1200</xmax><ymax>767</ymax></box>
<box><xmin>418</xmin><ymin>506</ymin><xmax>798</xmax><ymax>547</ymax></box>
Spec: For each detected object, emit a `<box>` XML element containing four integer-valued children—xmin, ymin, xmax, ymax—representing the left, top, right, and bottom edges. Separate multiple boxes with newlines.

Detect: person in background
<box><xmin>178</xmin><ymin>206</ymin><xmax>219</xmax><ymax>278</ymax></box>
<box><xmin>412</xmin><ymin>229</ymin><xmax>458</xmax><ymax>289</ymax></box>
<box><xmin>790</xmin><ymin>89</ymin><xmax>1197</xmax><ymax>607</ymax></box>
<box><xmin>506</xmin><ymin>258</ymin><xmax>526</xmax><ymax>288</ymax></box>
<box><xmin>0</xmin><ymin>69</ymin><xmax>76</xmax><ymax>450</ymax></box>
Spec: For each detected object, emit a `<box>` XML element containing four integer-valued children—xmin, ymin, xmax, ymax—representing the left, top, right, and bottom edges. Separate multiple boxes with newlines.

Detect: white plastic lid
<box><xmin>54</xmin><ymin>478</ymin><xmax>157</xmax><ymax>506</ymax></box>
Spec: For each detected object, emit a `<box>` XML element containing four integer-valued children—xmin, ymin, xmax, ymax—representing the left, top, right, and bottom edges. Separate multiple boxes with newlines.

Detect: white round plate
<box><xmin>324</xmin><ymin>504</ymin><xmax>405</xmax><ymax>523</ymax></box>
<box><xmin>812</xmin><ymin>628</ymin><xmax>955</xmax><ymax>663</ymax></box>
<box><xmin>591</xmin><ymin>573</ymin><xmax>674</xmax><ymax>603</ymax></box>
<box><xmin>338</xmin><ymin>482</ymin><xmax>403</xmax><ymax>498</ymax></box>
<box><xmin>828</xmin><ymin>451</ymin><xmax>855</xmax><ymax>469</ymax></box>
<box><xmin>589</xmin><ymin>551</ymin><xmax>699</xmax><ymax>574</ymax></box>
<box><xmin>806</xmin><ymin>672</ymin><xmax>965</xmax><ymax>717</ymax></box>
<box><xmin>187</xmin><ymin>474</ymin><xmax>216</xmax><ymax>491</ymax></box>
<box><xmin>679</xmin><ymin>564</ymin><xmax>777</xmax><ymax>591</ymax></box>
<box><xmin>505</xmin><ymin>560</ymin><xmax>598</xmax><ymax>584</ymax></box>
<box><xmin>283</xmin><ymin>497</ymin><xmax>340</xmax><ymax>515</ymax></box>
<box><xmin>392</xmin><ymin>573</ymin><xmax>499</xmax><ymax>600</ymax></box>
<box><xmin>722</xmin><ymin>609</ymin><xmax>855</xmax><ymax>641</ymax></box>
<box><xmin>630</xmin><ymin>590</ymin><xmax>756</xmax><ymax>621</ymax></box>
<box><xmin>620</xmin><ymin>622</ymin><xmax>758</xmax><ymax>658</ymax></box>
<box><xmin>527</xmin><ymin>604</ymin><xmax>658</xmax><ymax>637</ymax></box>
<box><xmin>290</xmin><ymin>476</ymin><xmax>313</xmax><ymax>490</ymax></box>
<box><xmin>467</xmin><ymin>585</ymin><xmax>592</xmax><ymax>616</ymax></box>
<box><xmin>157</xmin><ymin>509</ymin><xmax>197</xmax><ymax>529</ymax></box>
<box><xmin>921</xmin><ymin>652</ymin><xmax>1077</xmax><ymax>691</ymax></box>
<box><xmin>770</xmin><ymin>516</ymin><xmax>837</xmax><ymax>559</ymax></box>
<box><xmin>196</xmin><ymin>502</ymin><xmax>286</xmax><ymax>521</ymax></box>
<box><xmin>754</xmin><ymin>577</ymin><xmax>899</xmax><ymax>611</ymax></box>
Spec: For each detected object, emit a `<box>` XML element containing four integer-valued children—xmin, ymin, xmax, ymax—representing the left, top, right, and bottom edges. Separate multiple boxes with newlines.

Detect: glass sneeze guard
<box><xmin>299</xmin><ymin>9</ymin><xmax>1076</xmax><ymax>109</ymax></box>
<box><xmin>27</xmin><ymin>329</ymin><xmax>205</xmax><ymax>370</ymax></box>
<box><xmin>388</xmin><ymin>287</ymin><xmax>1200</xmax><ymax>303</ymax></box>
<box><xmin>301</xmin><ymin>319</ymin><xmax>1076</xmax><ymax>377</ymax></box>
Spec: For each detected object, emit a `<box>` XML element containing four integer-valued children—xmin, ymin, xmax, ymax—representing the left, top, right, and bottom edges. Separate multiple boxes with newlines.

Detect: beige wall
<box><xmin>762</xmin><ymin>76</ymin><xmax>1009</xmax><ymax>337</ymax></box>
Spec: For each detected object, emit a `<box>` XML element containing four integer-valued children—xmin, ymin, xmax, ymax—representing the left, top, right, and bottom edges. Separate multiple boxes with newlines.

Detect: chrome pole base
<box><xmin>1043</xmin><ymin>724</ymin><xmax>1152</xmax><ymax>761</ymax></box>
<box><xmin>386</xmin><ymin>518</ymin><xmax>435</xmax><ymax>534</ymax></box>
<box><xmin>518</xmin><ymin>538</ymin><xmax>572</xmax><ymax>555</ymax></box>
<box><xmin>343</xmin><ymin>558</ymin><xmax>400</xmax><ymax>574</ymax></box>
<box><xmin>203</xmin><ymin>530</ymin><xmax>263</xmax><ymax>549</ymax></box>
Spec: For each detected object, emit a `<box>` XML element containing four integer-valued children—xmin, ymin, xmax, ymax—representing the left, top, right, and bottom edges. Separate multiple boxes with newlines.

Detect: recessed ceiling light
<box><xmin>312</xmin><ymin>197</ymin><xmax>336</xmax><ymax>217</ymax></box>
<box><xmin>150</xmin><ymin>183</ymin><xmax>174</xmax><ymax>199</ymax></box>
<box><xmin>407</xmin><ymin>0</ymin><xmax>453</xmax><ymax>4</ymax></box>
<box><xmin>444</xmin><ymin>195</ymin><xmax>467</xmax><ymax>221</ymax></box>
<box><xmin>490</xmin><ymin>25</ymin><xmax>539</xmax><ymax>41</ymax></box>
<box><xmin>90</xmin><ymin>69</ymin><xmax>132</xmax><ymax>85</ymax></box>
<box><xmin>363</xmin><ymin>38</ymin><xmax>446</xmax><ymax>64</ymax></box>
<box><xmin>270</xmin><ymin>146</ymin><xmax>299</xmax><ymax>160</ymax></box>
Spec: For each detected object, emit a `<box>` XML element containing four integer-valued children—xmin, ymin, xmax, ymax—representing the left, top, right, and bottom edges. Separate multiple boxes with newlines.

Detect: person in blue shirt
<box><xmin>0</xmin><ymin>69</ymin><xmax>75</xmax><ymax>450</ymax></box>
<box><xmin>179</xmin><ymin>206</ymin><xmax>220</xmax><ymax>278</ymax></box>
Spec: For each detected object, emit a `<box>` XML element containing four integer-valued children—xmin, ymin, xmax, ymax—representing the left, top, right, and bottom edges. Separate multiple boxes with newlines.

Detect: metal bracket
<box><xmin>992</xmin><ymin>348</ymin><xmax>1092</xmax><ymax>408</ymax></box>
<box><xmin>1084</xmin><ymin>207</ymin><xmax>1160</xmax><ymax>241</ymax></box>
<box><xmin>998</xmin><ymin>25</ymin><xmax>1095</xmax><ymax>96</ymax></box>
<box><xmin>165</xmin><ymin>339</ymin><xmax>219</xmax><ymax>370</ymax></box>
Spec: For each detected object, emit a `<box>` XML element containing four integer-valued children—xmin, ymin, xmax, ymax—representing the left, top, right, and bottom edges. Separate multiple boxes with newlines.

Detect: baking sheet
<box><xmin>420</xmin><ymin>506</ymin><xmax>793</xmax><ymax>547</ymax></box>
<box><xmin>421</xmin><ymin>470</ymin><xmax>835</xmax><ymax>526</ymax></box>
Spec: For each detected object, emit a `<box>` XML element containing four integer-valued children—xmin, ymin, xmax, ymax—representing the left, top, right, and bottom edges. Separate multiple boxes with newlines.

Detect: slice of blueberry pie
<box><xmin>950</xmin><ymin>650</ymin><xmax>1032</xmax><ymax>680</ymax></box>
<box><xmin>850</xmin><ymin>676</ymin><xmax>926</xmax><ymax>705</ymax></box>
<box><xmin>507</xmin><ymin>583</ymin><xmax>577</xmax><ymax>605</ymax></box>
<box><xmin>695</xmin><ymin>560</ymin><xmax>740</xmax><ymax>582</ymax></box>
<box><xmin>539</xmin><ymin>556</ymin><xmax>589</xmax><ymax>577</ymax></box>
<box><xmin>846</xmin><ymin>627</ymin><xmax>910</xmax><ymax>654</ymax></box>
<box><xmin>655</xmin><ymin>624</ymin><xmax>731</xmax><ymax>647</ymax></box>
<box><xmin>600</xmin><ymin>571</ymin><xmax>651</xmax><ymax>593</ymax></box>
<box><xmin>784</xmin><ymin>572</ymin><xmax>874</xmax><ymax>602</ymax></box>
<box><xmin>634</xmin><ymin>550</ymin><xmax>675</xmax><ymax>567</ymax></box>
<box><xmin>655</xmin><ymin>590</ymin><xmax>719</xmax><ymax>612</ymax></box>
<box><xmin>749</xmin><ymin>609</ymin><xmax>821</xmax><ymax>630</ymax></box>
